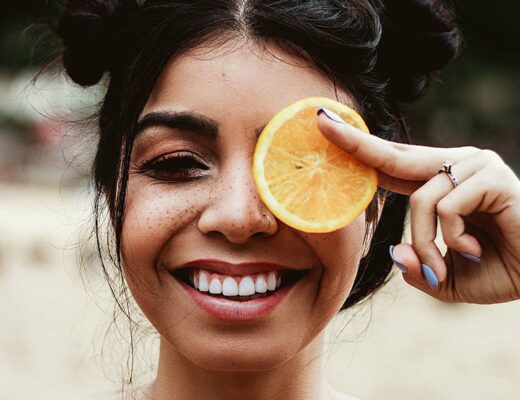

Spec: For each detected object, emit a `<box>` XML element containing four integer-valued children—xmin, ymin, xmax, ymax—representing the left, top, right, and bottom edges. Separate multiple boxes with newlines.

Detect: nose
<box><xmin>197</xmin><ymin>163</ymin><xmax>278</xmax><ymax>244</ymax></box>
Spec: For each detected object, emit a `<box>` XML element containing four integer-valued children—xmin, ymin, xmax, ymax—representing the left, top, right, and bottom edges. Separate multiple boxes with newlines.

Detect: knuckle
<box><xmin>410</xmin><ymin>240</ymin><xmax>436</xmax><ymax>260</ymax></box>
<box><xmin>439</xmin><ymin>227</ymin><xmax>455</xmax><ymax>245</ymax></box>
<box><xmin>442</xmin><ymin>235</ymin><xmax>461</xmax><ymax>253</ymax></box>
<box><xmin>480</xmin><ymin>149</ymin><xmax>504</xmax><ymax>164</ymax></box>
<box><xmin>347</xmin><ymin>133</ymin><xmax>361</xmax><ymax>154</ymax></box>
<box><xmin>409</xmin><ymin>190</ymin><xmax>427</xmax><ymax>208</ymax></box>
<box><xmin>379</xmin><ymin>150</ymin><xmax>399</xmax><ymax>175</ymax></box>
<box><xmin>392</xmin><ymin>141</ymin><xmax>410</xmax><ymax>152</ymax></box>
<box><xmin>411</xmin><ymin>236</ymin><xmax>428</xmax><ymax>250</ymax></box>
<box><xmin>461</xmin><ymin>145</ymin><xmax>480</xmax><ymax>154</ymax></box>
<box><xmin>436</xmin><ymin>198</ymin><xmax>452</xmax><ymax>217</ymax></box>
<box><xmin>380</xmin><ymin>142</ymin><xmax>410</xmax><ymax>175</ymax></box>
<box><xmin>438</xmin><ymin>223</ymin><xmax>462</xmax><ymax>253</ymax></box>
<box><xmin>483</xmin><ymin>159</ymin><xmax>509</xmax><ymax>178</ymax></box>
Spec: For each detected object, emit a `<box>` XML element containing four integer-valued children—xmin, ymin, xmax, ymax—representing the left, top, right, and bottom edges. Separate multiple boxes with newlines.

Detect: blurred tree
<box><xmin>408</xmin><ymin>0</ymin><xmax>520</xmax><ymax>171</ymax></box>
<box><xmin>0</xmin><ymin>0</ymin><xmax>57</xmax><ymax>71</ymax></box>
<box><xmin>1</xmin><ymin>0</ymin><xmax>519</xmax><ymax>170</ymax></box>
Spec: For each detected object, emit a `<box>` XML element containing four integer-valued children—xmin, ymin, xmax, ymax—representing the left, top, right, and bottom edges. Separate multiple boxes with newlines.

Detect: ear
<box><xmin>361</xmin><ymin>192</ymin><xmax>386</xmax><ymax>259</ymax></box>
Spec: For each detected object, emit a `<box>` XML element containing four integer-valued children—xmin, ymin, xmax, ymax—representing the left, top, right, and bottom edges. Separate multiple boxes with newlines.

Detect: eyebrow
<box><xmin>135</xmin><ymin>111</ymin><xmax>219</xmax><ymax>141</ymax></box>
<box><xmin>135</xmin><ymin>110</ymin><xmax>268</xmax><ymax>140</ymax></box>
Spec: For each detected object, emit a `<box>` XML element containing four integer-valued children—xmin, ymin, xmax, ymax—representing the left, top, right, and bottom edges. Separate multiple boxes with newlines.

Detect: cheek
<box><xmin>120</xmin><ymin>182</ymin><xmax>202</xmax><ymax>279</ymax></box>
<box><xmin>119</xmin><ymin>182</ymin><xmax>211</xmax><ymax>330</ymax></box>
<box><xmin>300</xmin><ymin>214</ymin><xmax>366</xmax><ymax>321</ymax></box>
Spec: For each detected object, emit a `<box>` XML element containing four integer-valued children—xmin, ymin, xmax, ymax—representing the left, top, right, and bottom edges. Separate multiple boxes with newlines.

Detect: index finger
<box><xmin>317</xmin><ymin>108</ymin><xmax>478</xmax><ymax>181</ymax></box>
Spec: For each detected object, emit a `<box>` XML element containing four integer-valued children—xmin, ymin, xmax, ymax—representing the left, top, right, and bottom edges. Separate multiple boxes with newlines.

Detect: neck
<box><xmin>150</xmin><ymin>333</ymin><xmax>327</xmax><ymax>400</ymax></box>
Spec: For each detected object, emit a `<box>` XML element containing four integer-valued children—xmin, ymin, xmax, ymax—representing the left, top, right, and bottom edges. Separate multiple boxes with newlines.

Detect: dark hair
<box><xmin>55</xmin><ymin>0</ymin><xmax>461</xmax><ymax>312</ymax></box>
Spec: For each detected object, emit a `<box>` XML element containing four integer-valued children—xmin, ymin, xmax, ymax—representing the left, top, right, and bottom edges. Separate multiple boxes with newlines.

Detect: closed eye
<box><xmin>137</xmin><ymin>151</ymin><xmax>210</xmax><ymax>182</ymax></box>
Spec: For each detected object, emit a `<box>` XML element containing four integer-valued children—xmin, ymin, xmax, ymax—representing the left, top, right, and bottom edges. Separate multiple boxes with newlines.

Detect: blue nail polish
<box><xmin>317</xmin><ymin>107</ymin><xmax>345</xmax><ymax>124</ymax></box>
<box><xmin>460</xmin><ymin>252</ymin><xmax>481</xmax><ymax>263</ymax></box>
<box><xmin>421</xmin><ymin>264</ymin><xmax>439</xmax><ymax>288</ymax></box>
<box><xmin>389</xmin><ymin>245</ymin><xmax>408</xmax><ymax>273</ymax></box>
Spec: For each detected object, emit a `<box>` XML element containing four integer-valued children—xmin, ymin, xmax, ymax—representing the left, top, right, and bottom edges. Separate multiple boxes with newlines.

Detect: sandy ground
<box><xmin>1</xmin><ymin>184</ymin><xmax>520</xmax><ymax>400</ymax></box>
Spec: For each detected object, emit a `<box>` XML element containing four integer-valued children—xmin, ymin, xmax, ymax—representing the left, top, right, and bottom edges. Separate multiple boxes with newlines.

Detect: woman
<box><xmin>54</xmin><ymin>0</ymin><xmax>520</xmax><ymax>398</ymax></box>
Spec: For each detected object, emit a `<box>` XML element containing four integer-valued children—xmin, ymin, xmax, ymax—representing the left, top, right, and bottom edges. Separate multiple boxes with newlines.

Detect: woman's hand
<box><xmin>317</xmin><ymin>108</ymin><xmax>520</xmax><ymax>304</ymax></box>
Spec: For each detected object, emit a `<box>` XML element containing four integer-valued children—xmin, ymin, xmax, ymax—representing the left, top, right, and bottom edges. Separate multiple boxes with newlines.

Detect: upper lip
<box><xmin>173</xmin><ymin>259</ymin><xmax>307</xmax><ymax>276</ymax></box>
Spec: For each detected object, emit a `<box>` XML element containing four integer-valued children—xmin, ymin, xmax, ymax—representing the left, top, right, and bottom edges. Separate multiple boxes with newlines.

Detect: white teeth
<box><xmin>198</xmin><ymin>271</ymin><xmax>209</xmax><ymax>292</ymax></box>
<box><xmin>209</xmin><ymin>277</ymin><xmax>222</xmax><ymax>294</ymax></box>
<box><xmin>190</xmin><ymin>269</ymin><xmax>283</xmax><ymax>295</ymax></box>
<box><xmin>222</xmin><ymin>277</ymin><xmax>239</xmax><ymax>296</ymax></box>
<box><xmin>267</xmin><ymin>272</ymin><xmax>277</xmax><ymax>291</ymax></box>
<box><xmin>238</xmin><ymin>276</ymin><xmax>255</xmax><ymax>296</ymax></box>
<box><xmin>255</xmin><ymin>274</ymin><xmax>268</xmax><ymax>293</ymax></box>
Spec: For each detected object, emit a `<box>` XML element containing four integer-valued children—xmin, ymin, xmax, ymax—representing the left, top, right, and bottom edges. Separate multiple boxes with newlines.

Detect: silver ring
<box><xmin>437</xmin><ymin>160</ymin><xmax>460</xmax><ymax>188</ymax></box>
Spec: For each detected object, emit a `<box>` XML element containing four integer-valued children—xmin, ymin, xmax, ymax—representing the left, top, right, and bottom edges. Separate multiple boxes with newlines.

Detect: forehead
<box><xmin>142</xmin><ymin>37</ymin><xmax>355</xmax><ymax>120</ymax></box>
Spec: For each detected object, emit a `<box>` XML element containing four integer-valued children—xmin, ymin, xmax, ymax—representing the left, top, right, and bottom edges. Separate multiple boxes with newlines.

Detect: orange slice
<box><xmin>253</xmin><ymin>97</ymin><xmax>378</xmax><ymax>233</ymax></box>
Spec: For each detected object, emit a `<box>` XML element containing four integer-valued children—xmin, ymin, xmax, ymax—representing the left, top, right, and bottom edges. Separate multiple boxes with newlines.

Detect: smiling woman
<box><xmin>49</xmin><ymin>0</ymin><xmax>520</xmax><ymax>399</ymax></box>
<box><xmin>122</xmin><ymin>40</ymin><xmax>369</xmax><ymax>377</ymax></box>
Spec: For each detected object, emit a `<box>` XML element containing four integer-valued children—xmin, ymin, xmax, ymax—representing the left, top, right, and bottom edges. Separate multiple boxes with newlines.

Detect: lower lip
<box><xmin>175</xmin><ymin>276</ymin><xmax>297</xmax><ymax>321</ymax></box>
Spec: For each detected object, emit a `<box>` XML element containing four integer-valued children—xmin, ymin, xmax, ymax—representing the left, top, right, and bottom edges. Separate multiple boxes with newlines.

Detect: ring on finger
<box><xmin>437</xmin><ymin>160</ymin><xmax>460</xmax><ymax>189</ymax></box>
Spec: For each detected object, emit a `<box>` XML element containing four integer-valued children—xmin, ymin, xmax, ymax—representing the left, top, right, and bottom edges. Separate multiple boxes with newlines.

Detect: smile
<box><xmin>170</xmin><ymin>261</ymin><xmax>308</xmax><ymax>320</ymax></box>
<box><xmin>194</xmin><ymin>268</ymin><xmax>279</xmax><ymax>296</ymax></box>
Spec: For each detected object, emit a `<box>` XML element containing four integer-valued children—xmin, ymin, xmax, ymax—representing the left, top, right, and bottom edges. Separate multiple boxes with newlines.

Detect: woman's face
<box><xmin>122</xmin><ymin>38</ymin><xmax>369</xmax><ymax>371</ymax></box>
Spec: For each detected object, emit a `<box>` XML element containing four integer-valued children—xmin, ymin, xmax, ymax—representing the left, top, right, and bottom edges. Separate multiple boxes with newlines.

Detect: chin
<box><xmin>187</xmin><ymin>346</ymin><xmax>295</xmax><ymax>372</ymax></box>
<box><xmin>166</xmin><ymin>330</ymin><xmax>304</xmax><ymax>372</ymax></box>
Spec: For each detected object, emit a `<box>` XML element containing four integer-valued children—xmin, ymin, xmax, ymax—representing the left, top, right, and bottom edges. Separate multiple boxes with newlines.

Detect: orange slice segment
<box><xmin>253</xmin><ymin>97</ymin><xmax>378</xmax><ymax>233</ymax></box>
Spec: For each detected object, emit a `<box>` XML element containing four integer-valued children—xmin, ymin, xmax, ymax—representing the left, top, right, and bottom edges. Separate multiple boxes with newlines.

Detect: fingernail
<box><xmin>317</xmin><ymin>107</ymin><xmax>345</xmax><ymax>124</ymax></box>
<box><xmin>460</xmin><ymin>252</ymin><xmax>481</xmax><ymax>263</ymax></box>
<box><xmin>389</xmin><ymin>245</ymin><xmax>408</xmax><ymax>273</ymax></box>
<box><xmin>421</xmin><ymin>264</ymin><xmax>439</xmax><ymax>288</ymax></box>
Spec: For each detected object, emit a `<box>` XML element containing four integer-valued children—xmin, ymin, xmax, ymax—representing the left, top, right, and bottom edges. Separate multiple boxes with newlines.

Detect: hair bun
<box><xmin>377</xmin><ymin>0</ymin><xmax>462</xmax><ymax>102</ymax></box>
<box><xmin>56</xmin><ymin>0</ymin><xmax>144</xmax><ymax>86</ymax></box>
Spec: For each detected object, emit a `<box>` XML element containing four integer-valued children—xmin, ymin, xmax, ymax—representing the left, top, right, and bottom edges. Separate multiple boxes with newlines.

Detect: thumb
<box><xmin>390</xmin><ymin>243</ymin><xmax>441</xmax><ymax>292</ymax></box>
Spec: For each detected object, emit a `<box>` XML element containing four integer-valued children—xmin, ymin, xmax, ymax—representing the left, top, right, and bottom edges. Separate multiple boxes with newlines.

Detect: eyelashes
<box><xmin>137</xmin><ymin>151</ymin><xmax>210</xmax><ymax>182</ymax></box>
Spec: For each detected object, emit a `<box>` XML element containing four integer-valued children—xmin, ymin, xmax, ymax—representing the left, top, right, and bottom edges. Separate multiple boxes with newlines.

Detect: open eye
<box><xmin>139</xmin><ymin>151</ymin><xmax>210</xmax><ymax>182</ymax></box>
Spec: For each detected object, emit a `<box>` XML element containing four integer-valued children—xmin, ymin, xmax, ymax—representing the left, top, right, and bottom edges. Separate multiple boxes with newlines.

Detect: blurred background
<box><xmin>1</xmin><ymin>1</ymin><xmax>519</xmax><ymax>399</ymax></box>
